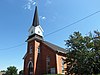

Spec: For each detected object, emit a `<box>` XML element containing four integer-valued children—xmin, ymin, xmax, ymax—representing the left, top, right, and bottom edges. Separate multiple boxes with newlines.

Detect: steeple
<box><xmin>32</xmin><ymin>6</ymin><xmax>39</xmax><ymax>27</ymax></box>
<box><xmin>28</xmin><ymin>6</ymin><xmax>44</xmax><ymax>40</ymax></box>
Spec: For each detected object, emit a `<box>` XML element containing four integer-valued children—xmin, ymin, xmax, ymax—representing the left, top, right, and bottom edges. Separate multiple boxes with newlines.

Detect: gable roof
<box><xmin>43</xmin><ymin>41</ymin><xmax>67</xmax><ymax>54</ymax></box>
<box><xmin>23</xmin><ymin>40</ymin><xmax>67</xmax><ymax>59</ymax></box>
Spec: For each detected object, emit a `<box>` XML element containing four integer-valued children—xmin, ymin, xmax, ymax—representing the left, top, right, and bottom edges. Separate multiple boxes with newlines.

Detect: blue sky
<box><xmin>0</xmin><ymin>0</ymin><xmax>100</xmax><ymax>71</ymax></box>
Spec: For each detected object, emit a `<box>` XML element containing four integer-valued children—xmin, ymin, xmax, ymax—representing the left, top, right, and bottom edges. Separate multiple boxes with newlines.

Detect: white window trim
<box><xmin>27</xmin><ymin>61</ymin><xmax>33</xmax><ymax>68</ymax></box>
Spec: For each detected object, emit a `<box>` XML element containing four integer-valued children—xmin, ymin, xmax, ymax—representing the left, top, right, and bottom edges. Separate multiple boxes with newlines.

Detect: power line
<box><xmin>0</xmin><ymin>43</ymin><xmax>25</xmax><ymax>51</ymax></box>
<box><xmin>44</xmin><ymin>10</ymin><xmax>100</xmax><ymax>37</ymax></box>
<box><xmin>0</xmin><ymin>10</ymin><xmax>100</xmax><ymax>51</ymax></box>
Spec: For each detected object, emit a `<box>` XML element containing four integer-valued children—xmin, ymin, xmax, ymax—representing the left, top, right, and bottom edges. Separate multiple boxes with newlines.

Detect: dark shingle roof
<box><xmin>43</xmin><ymin>41</ymin><xmax>67</xmax><ymax>54</ymax></box>
<box><xmin>23</xmin><ymin>40</ymin><xmax>67</xmax><ymax>59</ymax></box>
<box><xmin>32</xmin><ymin>6</ymin><xmax>39</xmax><ymax>27</ymax></box>
<box><xmin>27</xmin><ymin>34</ymin><xmax>43</xmax><ymax>41</ymax></box>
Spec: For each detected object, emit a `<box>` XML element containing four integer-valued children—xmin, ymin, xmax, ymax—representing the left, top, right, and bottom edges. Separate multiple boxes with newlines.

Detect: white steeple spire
<box><xmin>28</xmin><ymin>6</ymin><xmax>44</xmax><ymax>40</ymax></box>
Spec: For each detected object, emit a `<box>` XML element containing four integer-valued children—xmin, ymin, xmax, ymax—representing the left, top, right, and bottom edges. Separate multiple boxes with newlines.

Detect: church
<box><xmin>23</xmin><ymin>6</ymin><xmax>67</xmax><ymax>75</ymax></box>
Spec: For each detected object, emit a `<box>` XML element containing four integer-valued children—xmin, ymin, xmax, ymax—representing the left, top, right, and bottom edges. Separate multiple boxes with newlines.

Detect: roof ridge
<box><xmin>43</xmin><ymin>41</ymin><xmax>67</xmax><ymax>54</ymax></box>
<box><xmin>44</xmin><ymin>41</ymin><xmax>65</xmax><ymax>49</ymax></box>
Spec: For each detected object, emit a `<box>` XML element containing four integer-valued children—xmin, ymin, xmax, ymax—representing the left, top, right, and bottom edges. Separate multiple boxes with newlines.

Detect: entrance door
<box><xmin>28</xmin><ymin>62</ymin><xmax>33</xmax><ymax>75</ymax></box>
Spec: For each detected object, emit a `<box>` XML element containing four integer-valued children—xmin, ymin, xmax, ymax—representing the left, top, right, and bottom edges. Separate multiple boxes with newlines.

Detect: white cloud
<box><xmin>42</xmin><ymin>16</ymin><xmax>46</xmax><ymax>20</ymax></box>
<box><xmin>24</xmin><ymin>0</ymin><xmax>36</xmax><ymax>10</ymax></box>
<box><xmin>40</xmin><ymin>16</ymin><xmax>46</xmax><ymax>20</ymax></box>
<box><xmin>33</xmin><ymin>2</ymin><xmax>36</xmax><ymax>5</ymax></box>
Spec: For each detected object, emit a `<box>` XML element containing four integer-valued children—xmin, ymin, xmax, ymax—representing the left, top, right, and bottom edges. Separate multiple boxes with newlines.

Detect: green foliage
<box><xmin>65</xmin><ymin>31</ymin><xmax>100</xmax><ymax>74</ymax></box>
<box><xmin>0</xmin><ymin>70</ymin><xmax>6</xmax><ymax>72</ymax></box>
<box><xmin>5</xmin><ymin>66</ymin><xmax>18</xmax><ymax>75</ymax></box>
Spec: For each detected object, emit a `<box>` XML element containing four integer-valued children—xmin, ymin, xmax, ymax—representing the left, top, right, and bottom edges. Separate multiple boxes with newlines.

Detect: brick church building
<box><xmin>23</xmin><ymin>6</ymin><xmax>67</xmax><ymax>75</ymax></box>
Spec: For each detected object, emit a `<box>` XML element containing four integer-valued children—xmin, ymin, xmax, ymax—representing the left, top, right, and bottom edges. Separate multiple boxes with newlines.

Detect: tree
<box><xmin>92</xmin><ymin>31</ymin><xmax>100</xmax><ymax>74</ymax></box>
<box><xmin>0</xmin><ymin>70</ymin><xmax>6</xmax><ymax>72</ymax></box>
<box><xmin>64</xmin><ymin>31</ymin><xmax>100</xmax><ymax>74</ymax></box>
<box><xmin>5</xmin><ymin>66</ymin><xmax>18</xmax><ymax>75</ymax></box>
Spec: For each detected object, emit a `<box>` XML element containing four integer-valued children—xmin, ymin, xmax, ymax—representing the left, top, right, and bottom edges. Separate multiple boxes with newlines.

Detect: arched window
<box><xmin>62</xmin><ymin>59</ymin><xmax>64</xmax><ymax>73</ymax></box>
<box><xmin>38</xmin><ymin>46</ymin><xmax>40</xmax><ymax>54</ymax></box>
<box><xmin>28</xmin><ymin>61</ymin><xmax>33</xmax><ymax>75</ymax></box>
<box><xmin>46</xmin><ymin>56</ymin><xmax>51</xmax><ymax>74</ymax></box>
<box><xmin>29</xmin><ymin>46</ymin><xmax>33</xmax><ymax>54</ymax></box>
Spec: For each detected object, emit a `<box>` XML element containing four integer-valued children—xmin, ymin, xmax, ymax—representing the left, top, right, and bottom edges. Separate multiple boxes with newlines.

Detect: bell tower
<box><xmin>28</xmin><ymin>6</ymin><xmax>44</xmax><ymax>41</ymax></box>
<box><xmin>24</xmin><ymin>6</ymin><xmax>43</xmax><ymax>75</ymax></box>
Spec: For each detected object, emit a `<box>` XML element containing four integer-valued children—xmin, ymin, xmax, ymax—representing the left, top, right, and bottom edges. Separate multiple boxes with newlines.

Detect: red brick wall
<box><xmin>56</xmin><ymin>54</ymin><xmax>67</xmax><ymax>74</ymax></box>
<box><xmin>24</xmin><ymin>39</ymin><xmax>66</xmax><ymax>75</ymax></box>
<box><xmin>24</xmin><ymin>40</ymin><xmax>35</xmax><ymax>75</ymax></box>
<box><xmin>41</xmin><ymin>43</ymin><xmax>57</xmax><ymax>74</ymax></box>
<box><xmin>33</xmin><ymin>40</ymin><xmax>41</xmax><ymax>75</ymax></box>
